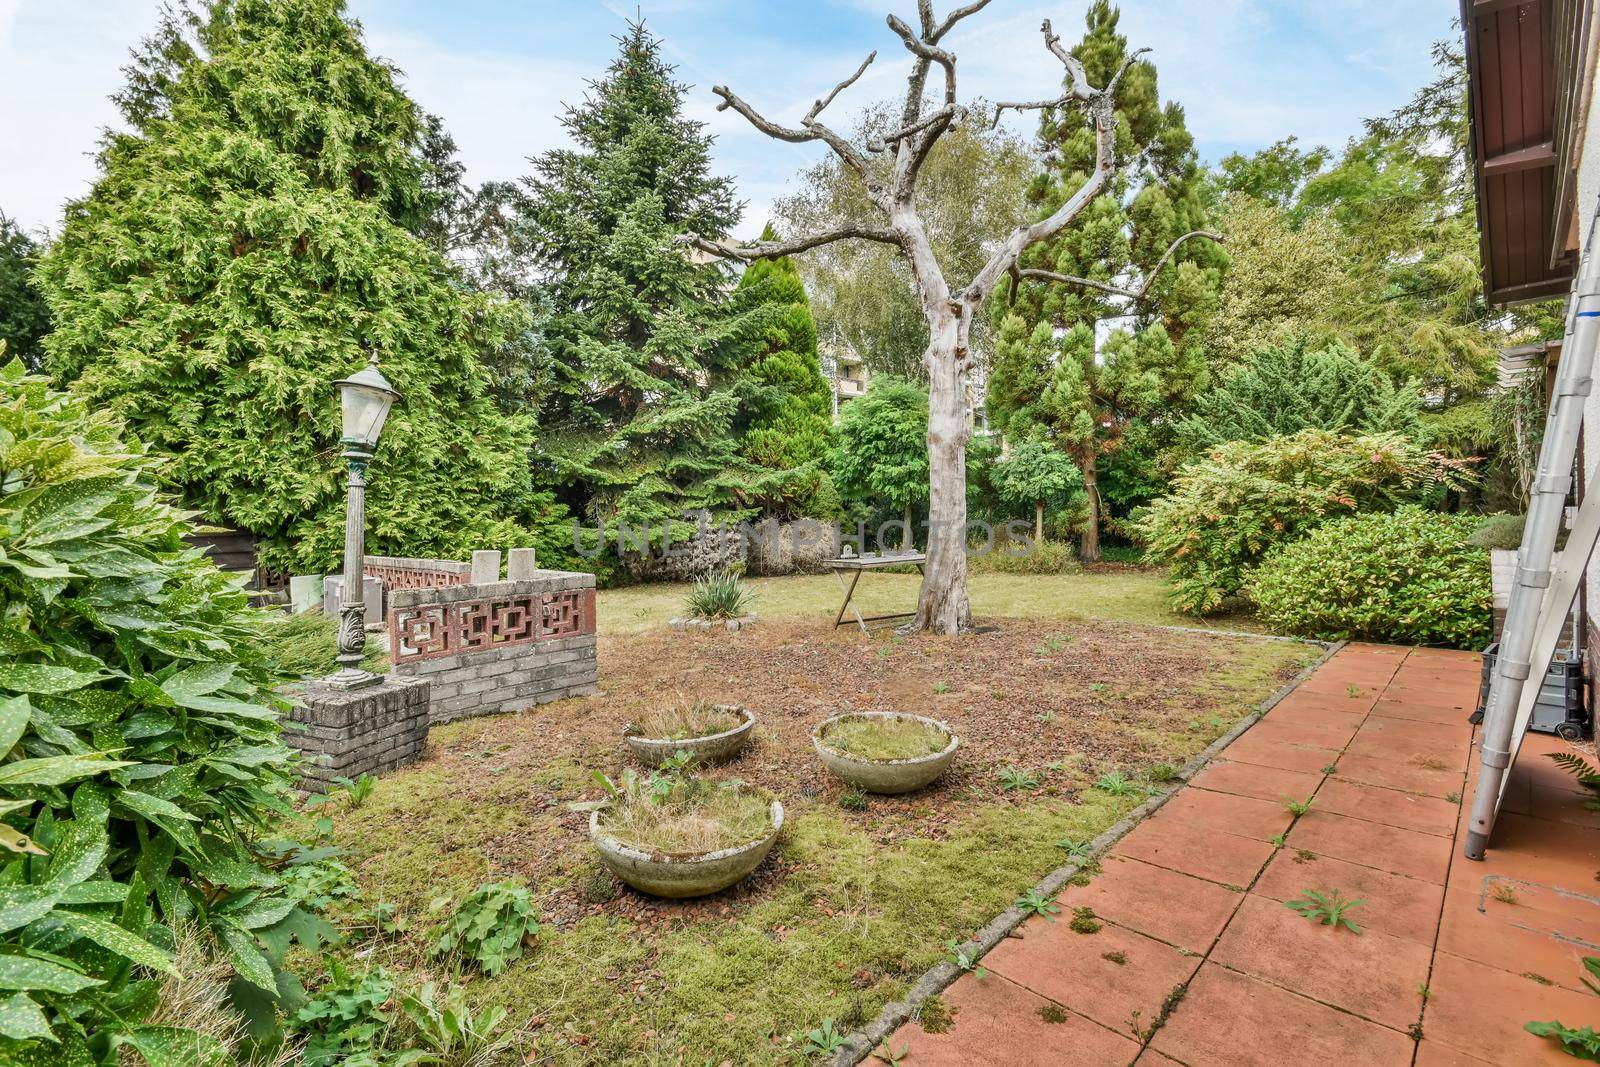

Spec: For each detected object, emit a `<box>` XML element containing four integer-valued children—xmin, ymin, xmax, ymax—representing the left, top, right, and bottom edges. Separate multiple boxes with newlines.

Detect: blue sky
<box><xmin>1</xmin><ymin>1</ymin><xmax>1460</xmax><ymax>238</ymax></box>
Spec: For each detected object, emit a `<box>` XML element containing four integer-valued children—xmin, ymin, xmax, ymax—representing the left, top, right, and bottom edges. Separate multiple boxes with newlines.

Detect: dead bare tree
<box><xmin>682</xmin><ymin>2</ymin><xmax>1197</xmax><ymax>634</ymax></box>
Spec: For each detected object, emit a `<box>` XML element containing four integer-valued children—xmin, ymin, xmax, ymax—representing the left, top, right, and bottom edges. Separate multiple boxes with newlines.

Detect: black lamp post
<box><xmin>327</xmin><ymin>354</ymin><xmax>399</xmax><ymax>690</ymax></box>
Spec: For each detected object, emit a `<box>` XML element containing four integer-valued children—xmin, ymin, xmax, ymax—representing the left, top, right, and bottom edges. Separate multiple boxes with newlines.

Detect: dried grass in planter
<box><xmin>628</xmin><ymin>701</ymin><xmax>744</xmax><ymax>742</ymax></box>
<box><xmin>597</xmin><ymin>779</ymin><xmax>774</xmax><ymax>856</ymax></box>
<box><xmin>820</xmin><ymin>716</ymin><xmax>951</xmax><ymax>762</ymax></box>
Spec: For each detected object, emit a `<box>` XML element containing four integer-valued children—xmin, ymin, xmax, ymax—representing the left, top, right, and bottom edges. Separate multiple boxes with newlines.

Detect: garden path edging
<box><xmin>829</xmin><ymin>637</ymin><xmax>1344</xmax><ymax>1066</ymax></box>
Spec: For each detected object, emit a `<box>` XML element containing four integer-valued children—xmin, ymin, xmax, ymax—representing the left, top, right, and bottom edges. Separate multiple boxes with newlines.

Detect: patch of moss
<box><xmin>1069</xmin><ymin>907</ymin><xmax>1103</xmax><ymax>935</ymax></box>
<box><xmin>1102</xmin><ymin>951</ymin><xmax>1128</xmax><ymax>966</ymax></box>
<box><xmin>918</xmin><ymin>995</ymin><xmax>954</xmax><ymax>1034</ymax></box>
<box><xmin>1036</xmin><ymin>1003</ymin><xmax>1069</xmax><ymax>1024</ymax></box>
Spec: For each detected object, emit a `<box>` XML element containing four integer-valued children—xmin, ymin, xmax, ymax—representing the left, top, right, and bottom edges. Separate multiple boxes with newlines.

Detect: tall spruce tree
<box><xmin>513</xmin><ymin>22</ymin><xmax>763</xmax><ymax>535</ymax></box>
<box><xmin>38</xmin><ymin>0</ymin><xmax>540</xmax><ymax>573</ymax></box>
<box><xmin>990</xmin><ymin>1</ymin><xmax>1222</xmax><ymax>561</ymax></box>
<box><xmin>734</xmin><ymin>226</ymin><xmax>837</xmax><ymax>519</ymax></box>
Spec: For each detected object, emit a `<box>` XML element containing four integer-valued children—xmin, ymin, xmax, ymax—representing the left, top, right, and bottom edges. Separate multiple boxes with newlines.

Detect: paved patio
<box><xmin>890</xmin><ymin>643</ymin><xmax>1600</xmax><ymax>1065</ymax></box>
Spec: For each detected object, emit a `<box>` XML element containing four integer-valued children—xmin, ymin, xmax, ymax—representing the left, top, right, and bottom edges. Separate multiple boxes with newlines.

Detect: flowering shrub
<box><xmin>1249</xmin><ymin>508</ymin><xmax>1491</xmax><ymax>648</ymax></box>
<box><xmin>1134</xmin><ymin>430</ymin><xmax>1474</xmax><ymax>614</ymax></box>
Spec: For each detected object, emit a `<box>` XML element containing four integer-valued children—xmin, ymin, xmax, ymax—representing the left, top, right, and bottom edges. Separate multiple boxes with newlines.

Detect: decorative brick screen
<box><xmin>362</xmin><ymin>555</ymin><xmax>473</xmax><ymax>591</ymax></box>
<box><xmin>386</xmin><ymin>571</ymin><xmax>599</xmax><ymax>723</ymax></box>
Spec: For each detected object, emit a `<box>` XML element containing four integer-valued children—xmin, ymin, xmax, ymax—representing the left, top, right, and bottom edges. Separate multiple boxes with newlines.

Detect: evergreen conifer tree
<box><xmin>733</xmin><ymin>225</ymin><xmax>837</xmax><ymax>520</ymax></box>
<box><xmin>990</xmin><ymin>1</ymin><xmax>1222</xmax><ymax>560</ymax></box>
<box><xmin>0</xmin><ymin>215</ymin><xmax>49</xmax><ymax>372</ymax></box>
<box><xmin>513</xmin><ymin>22</ymin><xmax>762</xmax><ymax>535</ymax></box>
<box><xmin>37</xmin><ymin>0</ymin><xmax>540</xmax><ymax>573</ymax></box>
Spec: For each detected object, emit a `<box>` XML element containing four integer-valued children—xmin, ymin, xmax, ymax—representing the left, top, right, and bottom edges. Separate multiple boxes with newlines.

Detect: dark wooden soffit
<box><xmin>1463</xmin><ymin>0</ymin><xmax>1579</xmax><ymax>306</ymax></box>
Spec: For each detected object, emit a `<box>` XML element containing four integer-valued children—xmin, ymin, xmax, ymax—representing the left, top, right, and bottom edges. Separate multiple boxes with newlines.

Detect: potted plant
<box><xmin>624</xmin><ymin>702</ymin><xmax>755</xmax><ymax>766</ymax></box>
<box><xmin>669</xmin><ymin>570</ymin><xmax>758</xmax><ymax>632</ymax></box>
<box><xmin>813</xmin><ymin>712</ymin><xmax>960</xmax><ymax>794</ymax></box>
<box><xmin>589</xmin><ymin>769</ymin><xmax>783</xmax><ymax>898</ymax></box>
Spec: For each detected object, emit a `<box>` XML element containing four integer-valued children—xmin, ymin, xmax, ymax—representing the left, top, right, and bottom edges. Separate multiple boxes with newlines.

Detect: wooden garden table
<box><xmin>824</xmin><ymin>551</ymin><xmax>927</xmax><ymax>634</ymax></box>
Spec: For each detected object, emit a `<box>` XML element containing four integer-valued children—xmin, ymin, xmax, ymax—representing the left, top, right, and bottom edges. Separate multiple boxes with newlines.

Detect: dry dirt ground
<box><xmin>315</xmin><ymin>615</ymin><xmax>1317</xmax><ymax>1064</ymax></box>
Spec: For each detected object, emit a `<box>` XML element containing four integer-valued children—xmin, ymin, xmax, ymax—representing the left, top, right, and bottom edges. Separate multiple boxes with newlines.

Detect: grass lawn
<box><xmin>597</xmin><ymin>565</ymin><xmax>1261</xmax><ymax>636</ymax></box>
<box><xmin>294</xmin><ymin>574</ymin><xmax>1315</xmax><ymax>1065</ymax></box>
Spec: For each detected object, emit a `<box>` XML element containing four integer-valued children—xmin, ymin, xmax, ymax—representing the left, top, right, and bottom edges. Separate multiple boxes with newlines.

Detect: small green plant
<box><xmin>291</xmin><ymin>963</ymin><xmax>400</xmax><ymax>1067</ymax></box>
<box><xmin>839</xmin><ymin>787</ymin><xmax>869</xmax><ymax>812</ymax></box>
<box><xmin>1549</xmin><ymin>752</ymin><xmax>1600</xmax><ymax>810</ymax></box>
<box><xmin>429</xmin><ymin>880</ymin><xmax>539</xmax><ymax>975</ymax></box>
<box><xmin>1036</xmin><ymin>710</ymin><xmax>1056</xmax><ymax>725</ymax></box>
<box><xmin>1346</xmin><ymin>684</ymin><xmax>1362</xmax><ymax>698</ymax></box>
<box><xmin>1069</xmin><ymin>906</ymin><xmax>1102</xmax><ymax>935</ymax></box>
<box><xmin>1282</xmin><ymin>796</ymin><xmax>1315</xmax><ymax>817</ymax></box>
<box><xmin>1269</xmin><ymin>833</ymin><xmax>1286</xmax><ymax>848</ymax></box>
<box><xmin>1285</xmin><ymin>889</ymin><xmax>1363</xmax><ymax>933</ymax></box>
<box><xmin>321</xmin><ymin>772</ymin><xmax>377</xmax><ymax>809</ymax></box>
<box><xmin>1147</xmin><ymin>763</ymin><xmax>1180</xmax><ymax>783</ymax></box>
<box><xmin>1094</xmin><ymin>771</ymin><xmax>1140</xmax><ymax>797</ymax></box>
<box><xmin>684</xmin><ymin>569</ymin><xmax>755</xmax><ymax>620</ymax></box>
<box><xmin>945</xmin><ymin>939</ymin><xmax>987</xmax><ymax>979</ymax></box>
<box><xmin>1056</xmin><ymin>837</ymin><xmax>1093</xmax><ymax>861</ymax></box>
<box><xmin>1016</xmin><ymin>889</ymin><xmax>1060</xmax><ymax>921</ymax></box>
<box><xmin>1445</xmin><ymin>790</ymin><xmax>1461</xmax><ymax>804</ymax></box>
<box><xmin>1126</xmin><ymin>1009</ymin><xmax>1154</xmax><ymax>1043</ymax></box>
<box><xmin>1526</xmin><ymin>957</ymin><xmax>1600</xmax><ymax>1059</ymax></box>
<box><xmin>400</xmin><ymin>981</ymin><xmax>513</xmax><ymax>1063</ymax></box>
<box><xmin>933</xmin><ymin>680</ymin><xmax>950</xmax><ymax>694</ymax></box>
<box><xmin>1090</xmin><ymin>682</ymin><xmax>1108</xmax><ymax>693</ymax></box>
<box><xmin>1103</xmin><ymin>950</ymin><xmax>1128</xmax><ymax>965</ymax></box>
<box><xmin>1037</xmin><ymin>1003</ymin><xmax>1069</xmax><ymax>1024</ymax></box>
<box><xmin>998</xmin><ymin>766</ymin><xmax>1041</xmax><ymax>791</ymax></box>
<box><xmin>1036</xmin><ymin>635</ymin><xmax>1066</xmax><ymax>654</ymax></box>
<box><xmin>805</xmin><ymin>1019</ymin><xmax>848</xmax><ymax>1054</ymax></box>
<box><xmin>1321</xmin><ymin>763</ymin><xmax>1339</xmax><ymax>775</ymax></box>
<box><xmin>874</xmin><ymin>1038</ymin><xmax>910</xmax><ymax>1065</ymax></box>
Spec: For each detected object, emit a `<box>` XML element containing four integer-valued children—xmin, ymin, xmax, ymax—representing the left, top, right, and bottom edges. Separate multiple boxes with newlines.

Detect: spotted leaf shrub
<box><xmin>0</xmin><ymin>356</ymin><xmax>326</xmax><ymax>1059</ymax></box>
<box><xmin>1248</xmin><ymin>507</ymin><xmax>1492</xmax><ymax>649</ymax></box>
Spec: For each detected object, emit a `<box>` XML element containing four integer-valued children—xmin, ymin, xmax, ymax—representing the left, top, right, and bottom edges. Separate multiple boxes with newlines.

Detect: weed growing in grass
<box><xmin>1017</xmin><ymin>889</ymin><xmax>1060</xmax><ymax>920</ymax></box>
<box><xmin>1069</xmin><ymin>906</ymin><xmax>1102</xmax><ymax>934</ymax></box>
<box><xmin>1282</xmin><ymin>796</ymin><xmax>1315</xmax><ymax>816</ymax></box>
<box><xmin>1090</xmin><ymin>683</ymin><xmax>1108</xmax><ymax>694</ymax></box>
<box><xmin>804</xmin><ymin>1019</ymin><xmax>847</xmax><ymax>1054</ymax></box>
<box><xmin>933</xmin><ymin>681</ymin><xmax>950</xmax><ymax>694</ymax></box>
<box><xmin>400</xmin><ymin>981</ymin><xmax>514</xmax><ymax>1063</ymax></box>
<box><xmin>945</xmin><ymin>939</ymin><xmax>987</xmax><ymax>979</ymax></box>
<box><xmin>428</xmin><ymin>880</ymin><xmax>539</xmax><ymax>976</ymax></box>
<box><xmin>1035</xmin><ymin>635</ymin><xmax>1067</xmax><ymax>655</ymax></box>
<box><xmin>1286</xmin><ymin>889</ymin><xmax>1363</xmax><ymax>933</ymax></box>
<box><xmin>1056</xmin><ymin>837</ymin><xmax>1092</xmax><ymax>860</ymax></box>
<box><xmin>1147</xmin><ymin>763</ymin><xmax>1180</xmax><ymax>783</ymax></box>
<box><xmin>998</xmin><ymin>766</ymin><xmax>1041</xmax><ymax>792</ymax></box>
<box><xmin>1036</xmin><ymin>710</ymin><xmax>1056</xmax><ymax>725</ymax></box>
<box><xmin>1094</xmin><ymin>771</ymin><xmax>1141</xmax><ymax>797</ymax></box>
<box><xmin>838</xmin><ymin>788</ymin><xmax>869</xmax><ymax>812</ymax></box>
<box><xmin>1037</xmin><ymin>1004</ymin><xmax>1069</xmax><ymax>1024</ymax></box>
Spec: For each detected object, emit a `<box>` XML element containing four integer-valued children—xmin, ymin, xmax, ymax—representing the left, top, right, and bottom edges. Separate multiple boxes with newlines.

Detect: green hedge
<box><xmin>1248</xmin><ymin>507</ymin><xmax>1492</xmax><ymax>649</ymax></box>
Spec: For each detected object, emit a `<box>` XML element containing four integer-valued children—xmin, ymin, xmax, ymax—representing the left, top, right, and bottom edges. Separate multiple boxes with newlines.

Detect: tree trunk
<box><xmin>1034</xmin><ymin>499</ymin><xmax>1044</xmax><ymax>543</ymax></box>
<box><xmin>911</xmin><ymin>310</ymin><xmax>972</xmax><ymax>634</ymax></box>
<box><xmin>1080</xmin><ymin>457</ymin><xmax>1101</xmax><ymax>564</ymax></box>
<box><xmin>903</xmin><ymin>499</ymin><xmax>914</xmax><ymax>551</ymax></box>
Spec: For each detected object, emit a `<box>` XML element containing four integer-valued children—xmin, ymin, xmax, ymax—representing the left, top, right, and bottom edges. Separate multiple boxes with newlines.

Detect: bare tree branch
<box><xmin>1017</xmin><ymin>269</ymin><xmax>1140</xmax><ymax>300</ymax></box>
<box><xmin>1107</xmin><ymin>47</ymin><xmax>1152</xmax><ymax>96</ymax></box>
<box><xmin>934</xmin><ymin>0</ymin><xmax>996</xmax><ymax>40</ymax></box>
<box><xmin>869</xmin><ymin>104</ymin><xmax>964</xmax><ymax>151</ymax></box>
<box><xmin>1135</xmin><ymin>230</ymin><xmax>1223</xmax><ymax>298</ymax></box>
<box><xmin>989</xmin><ymin>94</ymin><xmax>1071</xmax><ymax>129</ymax></box>
<box><xmin>887</xmin><ymin>14</ymin><xmax>956</xmax><ymax>104</ymax></box>
<box><xmin>712</xmin><ymin>78</ymin><xmax>882</xmax><ymax>202</ymax></box>
<box><xmin>805</xmin><ymin>51</ymin><xmax>876</xmax><ymax>124</ymax></box>
<box><xmin>1040</xmin><ymin>19</ymin><xmax>1092</xmax><ymax>101</ymax></box>
<box><xmin>676</xmin><ymin>227</ymin><xmax>901</xmax><ymax>262</ymax></box>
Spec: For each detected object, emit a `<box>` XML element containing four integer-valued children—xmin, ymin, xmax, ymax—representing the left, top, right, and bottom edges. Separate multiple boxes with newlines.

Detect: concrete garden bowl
<box><xmin>624</xmin><ymin>704</ymin><xmax>755</xmax><ymax>767</ymax></box>
<box><xmin>589</xmin><ymin>799</ymin><xmax>784</xmax><ymax>899</ymax></box>
<box><xmin>813</xmin><ymin>712</ymin><xmax>959</xmax><ymax>794</ymax></box>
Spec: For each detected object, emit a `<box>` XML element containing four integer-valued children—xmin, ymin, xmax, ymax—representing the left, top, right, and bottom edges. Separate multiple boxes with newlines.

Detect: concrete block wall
<box><xmin>288</xmin><ymin>675</ymin><xmax>431</xmax><ymax>792</ymax></box>
<box><xmin>388</xmin><ymin>570</ymin><xmax>599</xmax><ymax>723</ymax></box>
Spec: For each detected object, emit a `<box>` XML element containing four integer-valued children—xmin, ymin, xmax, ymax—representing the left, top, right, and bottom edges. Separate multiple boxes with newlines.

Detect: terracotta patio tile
<box><xmin>1248</xmin><ymin>718</ymin><xmax>1361</xmax><ymax>750</ymax></box>
<box><xmin>1468</xmin><ymin>812</ymin><xmax>1600</xmax><ymax>887</ymax></box>
<box><xmin>1423</xmin><ymin>951</ymin><xmax>1596</xmax><ymax>1066</ymax></box>
<box><xmin>1344</xmin><ymin>724</ymin><xmax>1473</xmax><ymax>766</ymax></box>
<box><xmin>1412</xmin><ymin>1042</ymin><xmax>1497</xmax><ymax>1066</ymax></box>
<box><xmin>1437</xmin><ymin>881</ymin><xmax>1600</xmax><ymax>993</ymax></box>
<box><xmin>1358</xmin><ymin>715</ymin><xmax>1476</xmax><ymax>746</ymax></box>
<box><xmin>1188</xmin><ymin>759</ymin><xmax>1324</xmax><ymax>805</ymax></box>
<box><xmin>1287</xmin><ymin>810</ymin><xmax>1453</xmax><ymax>883</ymax></box>
<box><xmin>1209</xmin><ymin>894</ymin><xmax>1430</xmax><ymax>1030</ymax></box>
<box><xmin>1223</xmin><ymin>733</ymin><xmax>1342</xmax><ymax>775</ymax></box>
<box><xmin>1531</xmin><ymin>784</ymin><xmax>1600</xmax><ymax>829</ymax></box>
<box><xmin>1299</xmin><ymin>678</ymin><xmax>1384</xmax><ymax>702</ymax></box>
<box><xmin>1253</xmin><ymin>848</ymin><xmax>1444</xmax><ymax>946</ymax></box>
<box><xmin>1371</xmin><ymin>697</ymin><xmax>1474</xmax><ymax>726</ymax></box>
<box><xmin>1383</xmin><ymin>683</ymin><xmax>1483</xmax><ymax>709</ymax></box>
<box><xmin>893</xmin><ymin>971</ymin><xmax>1142</xmax><ymax>1066</ymax></box>
<box><xmin>1148</xmin><ymin>787</ymin><xmax>1295</xmax><ymax>843</ymax></box>
<box><xmin>1311</xmin><ymin>777</ymin><xmax>1461</xmax><ymax>837</ymax></box>
<box><xmin>1149</xmin><ymin>962</ymin><xmax>1415</xmax><ymax>1067</ymax></box>
<box><xmin>1332</xmin><ymin>752</ymin><xmax>1465</xmax><ymax>799</ymax></box>
<box><xmin>987</xmin><ymin>914</ymin><xmax>1202</xmax><ymax>1034</ymax></box>
<box><xmin>1058</xmin><ymin>856</ymin><xmax>1243</xmax><ymax>955</ymax></box>
<box><xmin>1262</xmin><ymin>704</ymin><xmax>1368</xmax><ymax>733</ymax></box>
<box><xmin>1113</xmin><ymin>818</ymin><xmax>1275</xmax><ymax>890</ymax></box>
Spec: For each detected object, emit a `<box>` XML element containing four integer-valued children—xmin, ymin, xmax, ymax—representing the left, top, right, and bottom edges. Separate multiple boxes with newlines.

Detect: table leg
<box><xmin>833</xmin><ymin>569</ymin><xmax>863</xmax><ymax>632</ymax></box>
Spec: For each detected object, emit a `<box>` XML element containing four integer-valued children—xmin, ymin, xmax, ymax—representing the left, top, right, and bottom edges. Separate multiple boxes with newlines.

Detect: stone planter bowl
<box><xmin>589</xmin><ymin>799</ymin><xmax>784</xmax><ymax>899</ymax></box>
<box><xmin>813</xmin><ymin>712</ymin><xmax>960</xmax><ymax>794</ymax></box>
<box><xmin>624</xmin><ymin>705</ymin><xmax>755</xmax><ymax>767</ymax></box>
